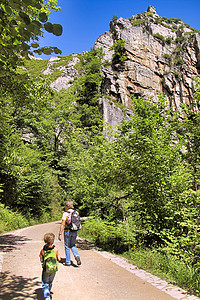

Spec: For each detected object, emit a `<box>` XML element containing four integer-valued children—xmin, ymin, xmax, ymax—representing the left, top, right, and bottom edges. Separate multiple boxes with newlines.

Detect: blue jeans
<box><xmin>42</xmin><ymin>271</ymin><xmax>56</xmax><ymax>300</ymax></box>
<box><xmin>64</xmin><ymin>230</ymin><xmax>79</xmax><ymax>264</ymax></box>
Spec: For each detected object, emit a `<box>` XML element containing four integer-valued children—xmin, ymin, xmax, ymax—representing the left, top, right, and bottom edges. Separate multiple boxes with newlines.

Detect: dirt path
<box><xmin>0</xmin><ymin>221</ymin><xmax>199</xmax><ymax>300</ymax></box>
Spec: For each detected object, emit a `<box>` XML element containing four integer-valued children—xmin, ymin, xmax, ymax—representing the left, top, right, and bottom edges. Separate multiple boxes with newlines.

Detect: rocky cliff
<box><xmin>42</xmin><ymin>5</ymin><xmax>200</xmax><ymax>127</ymax></box>
<box><xmin>95</xmin><ymin>5</ymin><xmax>200</xmax><ymax>109</ymax></box>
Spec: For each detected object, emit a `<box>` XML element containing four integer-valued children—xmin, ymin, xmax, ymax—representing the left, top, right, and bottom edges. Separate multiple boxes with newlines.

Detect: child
<box><xmin>39</xmin><ymin>233</ymin><xmax>61</xmax><ymax>300</ymax></box>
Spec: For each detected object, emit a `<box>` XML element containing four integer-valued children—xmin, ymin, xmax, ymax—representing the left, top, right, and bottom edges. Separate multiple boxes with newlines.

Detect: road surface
<box><xmin>0</xmin><ymin>221</ymin><xmax>199</xmax><ymax>300</ymax></box>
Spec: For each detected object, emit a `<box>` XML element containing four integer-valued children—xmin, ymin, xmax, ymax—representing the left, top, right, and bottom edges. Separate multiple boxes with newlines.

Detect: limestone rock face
<box><xmin>94</xmin><ymin>5</ymin><xmax>200</xmax><ymax>113</ymax></box>
<box><xmin>43</xmin><ymin>54</ymin><xmax>80</xmax><ymax>92</ymax></box>
<box><xmin>41</xmin><ymin>6</ymin><xmax>200</xmax><ymax>128</ymax></box>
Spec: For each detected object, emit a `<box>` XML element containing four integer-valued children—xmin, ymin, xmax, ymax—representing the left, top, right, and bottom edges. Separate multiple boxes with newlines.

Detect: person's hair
<box><xmin>44</xmin><ymin>233</ymin><xmax>55</xmax><ymax>245</ymax></box>
<box><xmin>64</xmin><ymin>201</ymin><xmax>74</xmax><ymax>209</ymax></box>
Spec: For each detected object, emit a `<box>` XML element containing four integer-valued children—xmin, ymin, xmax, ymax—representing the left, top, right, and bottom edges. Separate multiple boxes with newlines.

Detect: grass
<box><xmin>20</xmin><ymin>55</ymin><xmax>74</xmax><ymax>82</ymax></box>
<box><xmin>122</xmin><ymin>248</ymin><xmax>200</xmax><ymax>297</ymax></box>
<box><xmin>22</xmin><ymin>58</ymin><xmax>49</xmax><ymax>78</ymax></box>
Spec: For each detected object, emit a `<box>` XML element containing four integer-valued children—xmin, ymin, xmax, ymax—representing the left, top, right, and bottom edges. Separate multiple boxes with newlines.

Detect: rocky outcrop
<box><xmin>94</xmin><ymin>5</ymin><xmax>200</xmax><ymax>113</ymax></box>
<box><xmin>41</xmin><ymin>6</ymin><xmax>200</xmax><ymax>128</ymax></box>
<box><xmin>43</xmin><ymin>54</ymin><xmax>80</xmax><ymax>92</ymax></box>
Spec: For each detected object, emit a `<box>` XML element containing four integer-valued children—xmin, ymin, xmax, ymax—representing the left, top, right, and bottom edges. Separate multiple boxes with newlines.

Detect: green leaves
<box><xmin>0</xmin><ymin>0</ymin><xmax>62</xmax><ymax>73</ymax></box>
<box><xmin>71</xmin><ymin>48</ymin><xmax>104</xmax><ymax>129</ymax></box>
<box><xmin>109</xmin><ymin>39</ymin><xmax>127</xmax><ymax>66</ymax></box>
<box><xmin>22</xmin><ymin>0</ymin><xmax>35</xmax><ymax>6</ymax></box>
<box><xmin>52</xmin><ymin>23</ymin><xmax>62</xmax><ymax>36</ymax></box>
<box><xmin>63</xmin><ymin>88</ymin><xmax>200</xmax><ymax>262</ymax></box>
<box><xmin>31</xmin><ymin>42</ymin><xmax>39</xmax><ymax>48</ymax></box>
<box><xmin>33</xmin><ymin>46</ymin><xmax>62</xmax><ymax>55</ymax></box>
<box><xmin>39</xmin><ymin>12</ymin><xmax>48</xmax><ymax>23</ymax></box>
<box><xmin>44</xmin><ymin>21</ymin><xmax>53</xmax><ymax>33</ymax></box>
<box><xmin>0</xmin><ymin>75</ymin><xmax>64</xmax><ymax>217</ymax></box>
<box><xmin>21</xmin><ymin>0</ymin><xmax>42</xmax><ymax>9</ymax></box>
<box><xmin>44</xmin><ymin>22</ymin><xmax>62</xmax><ymax>35</ymax></box>
<box><xmin>19</xmin><ymin>12</ymin><xmax>31</xmax><ymax>25</ymax></box>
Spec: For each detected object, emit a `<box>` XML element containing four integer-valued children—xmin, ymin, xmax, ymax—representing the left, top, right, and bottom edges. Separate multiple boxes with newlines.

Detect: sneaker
<box><xmin>63</xmin><ymin>262</ymin><xmax>71</xmax><ymax>266</ymax></box>
<box><xmin>75</xmin><ymin>256</ymin><xmax>81</xmax><ymax>265</ymax></box>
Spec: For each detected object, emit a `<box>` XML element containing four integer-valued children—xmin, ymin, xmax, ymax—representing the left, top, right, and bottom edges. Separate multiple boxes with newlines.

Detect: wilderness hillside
<box><xmin>25</xmin><ymin>5</ymin><xmax>200</xmax><ymax>128</ymax></box>
<box><xmin>0</xmin><ymin>2</ymin><xmax>200</xmax><ymax>297</ymax></box>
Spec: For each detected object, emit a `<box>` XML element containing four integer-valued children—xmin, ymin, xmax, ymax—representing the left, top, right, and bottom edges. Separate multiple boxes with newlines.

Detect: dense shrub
<box><xmin>132</xmin><ymin>19</ymin><xmax>142</xmax><ymax>26</ymax></box>
<box><xmin>80</xmin><ymin>218</ymin><xmax>135</xmax><ymax>253</ymax></box>
<box><xmin>0</xmin><ymin>204</ymin><xmax>29</xmax><ymax>233</ymax></box>
<box><xmin>109</xmin><ymin>40</ymin><xmax>127</xmax><ymax>66</ymax></box>
<box><xmin>153</xmin><ymin>33</ymin><xmax>166</xmax><ymax>43</ymax></box>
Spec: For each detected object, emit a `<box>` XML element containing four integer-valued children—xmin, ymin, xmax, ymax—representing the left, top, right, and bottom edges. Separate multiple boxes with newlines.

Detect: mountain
<box><xmin>29</xmin><ymin>5</ymin><xmax>200</xmax><ymax>127</ymax></box>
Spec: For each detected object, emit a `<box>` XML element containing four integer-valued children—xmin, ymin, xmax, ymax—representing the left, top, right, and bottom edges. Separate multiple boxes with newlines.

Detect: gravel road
<box><xmin>0</xmin><ymin>221</ymin><xmax>199</xmax><ymax>300</ymax></box>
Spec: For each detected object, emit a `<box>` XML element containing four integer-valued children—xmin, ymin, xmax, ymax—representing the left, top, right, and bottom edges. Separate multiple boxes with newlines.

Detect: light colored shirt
<box><xmin>62</xmin><ymin>209</ymin><xmax>74</xmax><ymax>224</ymax></box>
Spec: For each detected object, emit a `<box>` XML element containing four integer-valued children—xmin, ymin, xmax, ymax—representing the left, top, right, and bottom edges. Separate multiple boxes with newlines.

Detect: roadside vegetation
<box><xmin>77</xmin><ymin>87</ymin><xmax>200</xmax><ymax>297</ymax></box>
<box><xmin>1</xmin><ymin>1</ymin><xmax>200</xmax><ymax>297</ymax></box>
<box><xmin>79</xmin><ymin>215</ymin><xmax>200</xmax><ymax>297</ymax></box>
<box><xmin>0</xmin><ymin>203</ymin><xmax>61</xmax><ymax>232</ymax></box>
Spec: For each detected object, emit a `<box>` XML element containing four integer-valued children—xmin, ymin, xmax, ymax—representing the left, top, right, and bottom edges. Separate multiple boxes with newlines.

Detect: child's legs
<box><xmin>48</xmin><ymin>273</ymin><xmax>56</xmax><ymax>291</ymax></box>
<box><xmin>69</xmin><ymin>231</ymin><xmax>79</xmax><ymax>258</ymax></box>
<box><xmin>64</xmin><ymin>231</ymin><xmax>71</xmax><ymax>264</ymax></box>
<box><xmin>42</xmin><ymin>272</ymin><xmax>50</xmax><ymax>299</ymax></box>
<box><xmin>42</xmin><ymin>272</ymin><xmax>55</xmax><ymax>299</ymax></box>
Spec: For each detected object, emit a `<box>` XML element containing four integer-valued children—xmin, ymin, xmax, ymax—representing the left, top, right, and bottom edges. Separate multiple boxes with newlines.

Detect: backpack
<box><xmin>43</xmin><ymin>246</ymin><xmax>58</xmax><ymax>274</ymax></box>
<box><xmin>65</xmin><ymin>210</ymin><xmax>82</xmax><ymax>231</ymax></box>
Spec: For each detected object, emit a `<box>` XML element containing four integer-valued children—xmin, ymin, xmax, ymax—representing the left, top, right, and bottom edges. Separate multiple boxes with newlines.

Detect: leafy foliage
<box><xmin>1</xmin><ymin>3</ymin><xmax>200</xmax><ymax>294</ymax></box>
<box><xmin>0</xmin><ymin>0</ymin><xmax>62</xmax><ymax>74</ymax></box>
<box><xmin>132</xmin><ymin>19</ymin><xmax>142</xmax><ymax>26</ymax></box>
<box><xmin>0</xmin><ymin>203</ymin><xmax>29</xmax><ymax>232</ymax></box>
<box><xmin>0</xmin><ymin>0</ymin><xmax>64</xmax><ymax>218</ymax></box>
<box><xmin>0</xmin><ymin>43</ymin><xmax>106</xmax><ymax>219</ymax></box>
<box><xmin>80</xmin><ymin>218</ymin><xmax>130</xmax><ymax>253</ymax></box>
<box><xmin>66</xmin><ymin>87</ymin><xmax>200</xmax><ymax>296</ymax></box>
<box><xmin>109</xmin><ymin>39</ymin><xmax>127</xmax><ymax>67</ymax></box>
<box><xmin>0</xmin><ymin>77</ymin><xmax>64</xmax><ymax>217</ymax></box>
<box><xmin>71</xmin><ymin>48</ymin><xmax>104</xmax><ymax>130</ymax></box>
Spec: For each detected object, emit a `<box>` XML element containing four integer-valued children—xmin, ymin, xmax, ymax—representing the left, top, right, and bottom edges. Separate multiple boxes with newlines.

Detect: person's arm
<box><xmin>58</xmin><ymin>219</ymin><xmax>65</xmax><ymax>241</ymax></box>
<box><xmin>39</xmin><ymin>249</ymin><xmax>44</xmax><ymax>264</ymax></box>
<box><xmin>55</xmin><ymin>246</ymin><xmax>61</xmax><ymax>261</ymax></box>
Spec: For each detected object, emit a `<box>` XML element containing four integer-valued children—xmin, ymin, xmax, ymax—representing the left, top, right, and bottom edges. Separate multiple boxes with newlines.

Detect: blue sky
<box><xmin>37</xmin><ymin>0</ymin><xmax>200</xmax><ymax>59</ymax></box>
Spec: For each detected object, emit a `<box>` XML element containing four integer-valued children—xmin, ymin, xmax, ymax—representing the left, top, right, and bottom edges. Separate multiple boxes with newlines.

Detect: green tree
<box><xmin>0</xmin><ymin>0</ymin><xmax>62</xmax><ymax>73</ymax></box>
<box><xmin>0</xmin><ymin>78</ymin><xmax>65</xmax><ymax>217</ymax></box>
<box><xmin>0</xmin><ymin>0</ymin><xmax>64</xmax><ymax>218</ymax></box>
<box><xmin>72</xmin><ymin>48</ymin><xmax>104</xmax><ymax>130</ymax></box>
<box><xmin>65</xmin><ymin>92</ymin><xmax>199</xmax><ymax>255</ymax></box>
<box><xmin>109</xmin><ymin>39</ymin><xmax>127</xmax><ymax>67</ymax></box>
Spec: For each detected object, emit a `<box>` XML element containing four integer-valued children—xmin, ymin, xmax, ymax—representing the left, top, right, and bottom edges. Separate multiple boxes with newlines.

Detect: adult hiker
<box><xmin>58</xmin><ymin>200</ymin><xmax>81</xmax><ymax>266</ymax></box>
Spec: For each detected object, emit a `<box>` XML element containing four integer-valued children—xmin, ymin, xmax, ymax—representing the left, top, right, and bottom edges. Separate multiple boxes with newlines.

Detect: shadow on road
<box><xmin>0</xmin><ymin>271</ymin><xmax>42</xmax><ymax>299</ymax></box>
<box><xmin>55</xmin><ymin>221</ymin><xmax>62</xmax><ymax>225</ymax></box>
<box><xmin>76</xmin><ymin>238</ymin><xmax>102</xmax><ymax>251</ymax></box>
<box><xmin>35</xmin><ymin>288</ymin><xmax>44</xmax><ymax>300</ymax></box>
<box><xmin>0</xmin><ymin>234</ymin><xmax>31</xmax><ymax>253</ymax></box>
